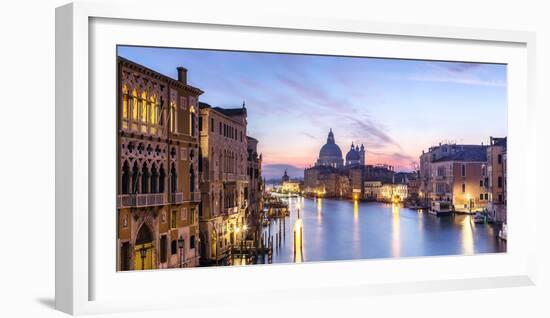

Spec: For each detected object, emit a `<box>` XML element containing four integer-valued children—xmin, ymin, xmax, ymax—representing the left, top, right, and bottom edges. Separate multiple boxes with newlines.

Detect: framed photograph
<box><xmin>56</xmin><ymin>2</ymin><xmax>537</xmax><ymax>315</ymax></box>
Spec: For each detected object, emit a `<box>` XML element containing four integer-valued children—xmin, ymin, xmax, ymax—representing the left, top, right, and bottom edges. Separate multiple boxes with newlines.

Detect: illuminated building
<box><xmin>117</xmin><ymin>57</ymin><xmax>202</xmax><ymax>270</ymax></box>
<box><xmin>364</xmin><ymin>181</ymin><xmax>382</xmax><ymax>201</ymax></box>
<box><xmin>246</xmin><ymin>136</ymin><xmax>263</xmax><ymax>243</ymax></box>
<box><xmin>197</xmin><ymin>102</ymin><xmax>248</xmax><ymax>265</ymax></box>
<box><xmin>304</xmin><ymin>129</ymin><xmax>394</xmax><ymax>199</ymax></box>
<box><xmin>419</xmin><ymin>142</ymin><xmax>489</xmax><ymax>213</ymax></box>
<box><xmin>281</xmin><ymin>180</ymin><xmax>302</xmax><ymax>193</ymax></box>
<box><xmin>486</xmin><ymin>137</ymin><xmax>507</xmax><ymax>223</ymax></box>
<box><xmin>380</xmin><ymin>184</ymin><xmax>409</xmax><ymax>202</ymax></box>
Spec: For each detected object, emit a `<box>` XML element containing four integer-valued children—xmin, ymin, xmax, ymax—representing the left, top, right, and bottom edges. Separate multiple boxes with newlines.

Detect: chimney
<box><xmin>177</xmin><ymin>67</ymin><xmax>187</xmax><ymax>84</ymax></box>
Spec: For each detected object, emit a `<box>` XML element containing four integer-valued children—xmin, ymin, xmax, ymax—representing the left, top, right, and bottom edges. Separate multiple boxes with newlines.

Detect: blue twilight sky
<box><xmin>118</xmin><ymin>46</ymin><xmax>507</xmax><ymax>179</ymax></box>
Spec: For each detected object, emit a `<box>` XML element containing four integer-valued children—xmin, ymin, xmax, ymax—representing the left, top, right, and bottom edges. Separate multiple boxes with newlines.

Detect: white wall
<box><xmin>0</xmin><ymin>0</ymin><xmax>548</xmax><ymax>317</ymax></box>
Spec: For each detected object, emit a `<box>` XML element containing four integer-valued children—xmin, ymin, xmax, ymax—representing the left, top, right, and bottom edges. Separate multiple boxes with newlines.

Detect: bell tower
<box><xmin>360</xmin><ymin>144</ymin><xmax>366</xmax><ymax>165</ymax></box>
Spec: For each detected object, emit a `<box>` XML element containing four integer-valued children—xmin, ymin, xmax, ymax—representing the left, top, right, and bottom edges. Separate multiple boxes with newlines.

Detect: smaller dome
<box><xmin>346</xmin><ymin>148</ymin><xmax>360</xmax><ymax>161</ymax></box>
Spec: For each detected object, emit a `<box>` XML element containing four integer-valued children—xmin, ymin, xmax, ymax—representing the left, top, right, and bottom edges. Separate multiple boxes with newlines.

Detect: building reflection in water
<box><xmin>461</xmin><ymin>215</ymin><xmax>474</xmax><ymax>255</ymax></box>
<box><xmin>392</xmin><ymin>203</ymin><xmax>401</xmax><ymax>257</ymax></box>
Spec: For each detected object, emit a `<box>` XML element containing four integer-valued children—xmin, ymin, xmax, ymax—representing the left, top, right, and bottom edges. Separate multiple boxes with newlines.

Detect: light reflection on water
<box><xmin>264</xmin><ymin>196</ymin><xmax>506</xmax><ymax>264</ymax></box>
<box><xmin>392</xmin><ymin>203</ymin><xmax>401</xmax><ymax>258</ymax></box>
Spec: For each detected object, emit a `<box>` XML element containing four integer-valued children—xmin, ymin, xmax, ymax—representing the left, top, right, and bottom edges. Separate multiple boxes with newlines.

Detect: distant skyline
<box><xmin>118</xmin><ymin>46</ymin><xmax>507</xmax><ymax>179</ymax></box>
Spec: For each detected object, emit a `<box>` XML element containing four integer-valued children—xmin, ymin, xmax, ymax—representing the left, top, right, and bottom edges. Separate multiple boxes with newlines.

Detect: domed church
<box><xmin>345</xmin><ymin>142</ymin><xmax>366</xmax><ymax>167</ymax></box>
<box><xmin>315</xmin><ymin>129</ymin><xmax>366</xmax><ymax>168</ymax></box>
<box><xmin>305</xmin><ymin>129</ymin><xmax>377</xmax><ymax>199</ymax></box>
<box><xmin>315</xmin><ymin>129</ymin><xmax>344</xmax><ymax>168</ymax></box>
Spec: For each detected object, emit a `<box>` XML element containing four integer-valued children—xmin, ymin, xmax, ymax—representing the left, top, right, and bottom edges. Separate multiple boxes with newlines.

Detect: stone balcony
<box><xmin>220</xmin><ymin>206</ymin><xmax>239</xmax><ymax>216</ymax></box>
<box><xmin>191</xmin><ymin>192</ymin><xmax>201</xmax><ymax>202</ymax></box>
<box><xmin>117</xmin><ymin>193</ymin><xmax>168</xmax><ymax>209</ymax></box>
<box><xmin>170</xmin><ymin>192</ymin><xmax>184</xmax><ymax>204</ymax></box>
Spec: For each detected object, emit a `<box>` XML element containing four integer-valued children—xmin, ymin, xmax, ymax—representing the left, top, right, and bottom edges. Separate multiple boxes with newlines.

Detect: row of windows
<box><xmin>120</xmin><ymin>161</ymin><xmax>196</xmax><ymax>194</ymax></box>
<box><xmin>121</xmin><ymin>85</ymin><xmax>197</xmax><ymax>137</ymax></box>
<box><xmin>121</xmin><ymin>161</ymin><xmax>169</xmax><ymax>194</ymax></box>
<box><xmin>121</xmin><ymin>85</ymin><xmax>160</xmax><ymax>134</ymax></box>
<box><xmin>200</xmin><ymin>116</ymin><xmax>244</xmax><ymax>142</ymax></box>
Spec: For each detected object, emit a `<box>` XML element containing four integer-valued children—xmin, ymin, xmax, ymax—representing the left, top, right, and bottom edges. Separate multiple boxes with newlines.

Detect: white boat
<box><xmin>429</xmin><ymin>201</ymin><xmax>452</xmax><ymax>216</ymax></box>
<box><xmin>498</xmin><ymin>224</ymin><xmax>507</xmax><ymax>240</ymax></box>
<box><xmin>473</xmin><ymin>212</ymin><xmax>486</xmax><ymax>224</ymax></box>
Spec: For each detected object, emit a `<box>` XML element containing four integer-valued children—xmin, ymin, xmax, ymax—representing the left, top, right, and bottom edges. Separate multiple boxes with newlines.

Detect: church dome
<box><xmin>345</xmin><ymin>147</ymin><xmax>360</xmax><ymax>162</ymax></box>
<box><xmin>316</xmin><ymin>129</ymin><xmax>344</xmax><ymax>168</ymax></box>
<box><xmin>319</xmin><ymin>143</ymin><xmax>343</xmax><ymax>159</ymax></box>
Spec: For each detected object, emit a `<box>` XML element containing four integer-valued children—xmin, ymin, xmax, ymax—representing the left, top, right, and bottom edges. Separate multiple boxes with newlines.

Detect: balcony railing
<box><xmin>222</xmin><ymin>173</ymin><xmax>248</xmax><ymax>182</ymax></box>
<box><xmin>117</xmin><ymin>193</ymin><xmax>168</xmax><ymax>208</ymax></box>
<box><xmin>191</xmin><ymin>192</ymin><xmax>201</xmax><ymax>202</ymax></box>
<box><xmin>170</xmin><ymin>192</ymin><xmax>184</xmax><ymax>204</ymax></box>
<box><xmin>224</xmin><ymin>206</ymin><xmax>238</xmax><ymax>215</ymax></box>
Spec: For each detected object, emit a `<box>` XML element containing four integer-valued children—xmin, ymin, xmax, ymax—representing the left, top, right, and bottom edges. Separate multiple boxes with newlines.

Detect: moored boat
<box><xmin>429</xmin><ymin>201</ymin><xmax>452</xmax><ymax>216</ymax></box>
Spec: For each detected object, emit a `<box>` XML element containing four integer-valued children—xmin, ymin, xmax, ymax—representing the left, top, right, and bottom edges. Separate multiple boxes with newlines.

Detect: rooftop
<box><xmin>432</xmin><ymin>145</ymin><xmax>488</xmax><ymax>162</ymax></box>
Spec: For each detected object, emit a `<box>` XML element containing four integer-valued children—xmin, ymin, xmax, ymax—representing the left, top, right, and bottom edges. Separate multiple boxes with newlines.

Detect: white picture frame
<box><xmin>55</xmin><ymin>2</ymin><xmax>537</xmax><ymax>315</ymax></box>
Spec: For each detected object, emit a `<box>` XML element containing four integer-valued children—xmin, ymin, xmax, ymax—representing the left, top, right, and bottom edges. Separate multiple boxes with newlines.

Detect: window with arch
<box><xmin>171</xmin><ymin>164</ymin><xmax>178</xmax><ymax>193</ymax></box>
<box><xmin>170</xmin><ymin>101</ymin><xmax>177</xmax><ymax>134</ymax></box>
<box><xmin>121</xmin><ymin>160</ymin><xmax>130</xmax><ymax>194</ymax></box>
<box><xmin>141</xmin><ymin>165</ymin><xmax>150</xmax><ymax>194</ymax></box>
<box><xmin>140</xmin><ymin>91</ymin><xmax>148</xmax><ymax>133</ymax></box>
<box><xmin>131</xmin><ymin>162</ymin><xmax>139</xmax><ymax>194</ymax></box>
<box><xmin>131</xmin><ymin>89</ymin><xmax>139</xmax><ymax>130</ymax></box>
<box><xmin>122</xmin><ymin>85</ymin><xmax>129</xmax><ymax>129</ymax></box>
<box><xmin>151</xmin><ymin>164</ymin><xmax>159</xmax><ymax>193</ymax></box>
<box><xmin>159</xmin><ymin>165</ymin><xmax>166</xmax><ymax>193</ymax></box>
<box><xmin>150</xmin><ymin>94</ymin><xmax>158</xmax><ymax>134</ymax></box>
<box><xmin>189</xmin><ymin>105</ymin><xmax>196</xmax><ymax>136</ymax></box>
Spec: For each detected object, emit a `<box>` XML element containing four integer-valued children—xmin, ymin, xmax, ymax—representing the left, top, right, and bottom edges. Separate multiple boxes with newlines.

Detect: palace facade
<box><xmin>246</xmin><ymin>136</ymin><xmax>264</xmax><ymax>244</ymax></box>
<box><xmin>486</xmin><ymin>137</ymin><xmax>507</xmax><ymax>222</ymax></box>
<box><xmin>419</xmin><ymin>142</ymin><xmax>491</xmax><ymax>212</ymax></box>
<box><xmin>117</xmin><ymin>58</ymin><xmax>202</xmax><ymax>270</ymax></box>
<box><xmin>197</xmin><ymin>102</ymin><xmax>249</xmax><ymax>265</ymax></box>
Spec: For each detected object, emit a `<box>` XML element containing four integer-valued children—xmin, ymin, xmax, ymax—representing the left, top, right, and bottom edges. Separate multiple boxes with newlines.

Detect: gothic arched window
<box><xmin>140</xmin><ymin>91</ymin><xmax>148</xmax><ymax>123</ymax></box>
<box><xmin>131</xmin><ymin>162</ymin><xmax>139</xmax><ymax>194</ymax></box>
<box><xmin>189</xmin><ymin>105</ymin><xmax>196</xmax><ymax>137</ymax></box>
<box><xmin>121</xmin><ymin>160</ymin><xmax>130</xmax><ymax>194</ymax></box>
<box><xmin>141</xmin><ymin>165</ymin><xmax>150</xmax><ymax>194</ymax></box>
<box><xmin>131</xmin><ymin>89</ymin><xmax>139</xmax><ymax>130</ymax></box>
<box><xmin>159</xmin><ymin>165</ymin><xmax>166</xmax><ymax>193</ymax></box>
<box><xmin>171</xmin><ymin>164</ymin><xmax>177</xmax><ymax>193</ymax></box>
<box><xmin>170</xmin><ymin>101</ymin><xmax>177</xmax><ymax>134</ymax></box>
<box><xmin>151</xmin><ymin>164</ymin><xmax>159</xmax><ymax>193</ymax></box>
<box><xmin>150</xmin><ymin>94</ymin><xmax>157</xmax><ymax>134</ymax></box>
<box><xmin>122</xmin><ymin>85</ymin><xmax>129</xmax><ymax>129</ymax></box>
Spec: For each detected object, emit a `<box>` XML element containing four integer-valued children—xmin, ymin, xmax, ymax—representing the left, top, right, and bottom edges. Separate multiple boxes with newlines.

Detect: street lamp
<box><xmin>177</xmin><ymin>235</ymin><xmax>184</xmax><ymax>268</ymax></box>
<box><xmin>139</xmin><ymin>247</ymin><xmax>147</xmax><ymax>270</ymax></box>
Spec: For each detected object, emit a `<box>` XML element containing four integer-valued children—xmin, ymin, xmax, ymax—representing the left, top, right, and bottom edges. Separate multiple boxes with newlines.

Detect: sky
<box><xmin>118</xmin><ymin>46</ymin><xmax>507</xmax><ymax>180</ymax></box>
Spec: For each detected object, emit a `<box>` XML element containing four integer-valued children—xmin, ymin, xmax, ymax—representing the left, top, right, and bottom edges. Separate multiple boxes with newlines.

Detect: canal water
<box><xmin>263</xmin><ymin>196</ymin><xmax>506</xmax><ymax>264</ymax></box>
